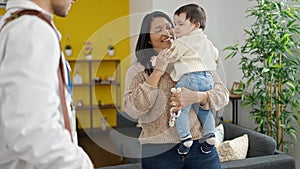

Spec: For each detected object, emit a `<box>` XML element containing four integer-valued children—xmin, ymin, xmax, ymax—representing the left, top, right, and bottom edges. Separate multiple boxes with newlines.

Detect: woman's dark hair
<box><xmin>135</xmin><ymin>11</ymin><xmax>173</xmax><ymax>75</ymax></box>
<box><xmin>174</xmin><ymin>3</ymin><xmax>206</xmax><ymax>30</ymax></box>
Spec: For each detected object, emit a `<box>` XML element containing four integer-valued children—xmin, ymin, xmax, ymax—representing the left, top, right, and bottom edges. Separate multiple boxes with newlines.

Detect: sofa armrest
<box><xmin>109</xmin><ymin>127</ymin><xmax>142</xmax><ymax>162</ymax></box>
<box><xmin>109</xmin><ymin>127</ymin><xmax>141</xmax><ymax>153</ymax></box>
<box><xmin>221</xmin><ymin>122</ymin><xmax>276</xmax><ymax>157</ymax></box>
<box><xmin>221</xmin><ymin>154</ymin><xmax>295</xmax><ymax>169</ymax></box>
<box><xmin>97</xmin><ymin>162</ymin><xmax>141</xmax><ymax>169</ymax></box>
<box><xmin>117</xmin><ymin>112</ymin><xmax>138</xmax><ymax>128</ymax></box>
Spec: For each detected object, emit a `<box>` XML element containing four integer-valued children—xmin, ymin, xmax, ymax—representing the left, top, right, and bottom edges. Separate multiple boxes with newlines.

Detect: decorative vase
<box><xmin>73</xmin><ymin>72</ymin><xmax>83</xmax><ymax>84</ymax></box>
<box><xmin>101</xmin><ymin>117</ymin><xmax>107</xmax><ymax>131</ymax></box>
<box><xmin>77</xmin><ymin>98</ymin><xmax>83</xmax><ymax>107</ymax></box>
<box><xmin>86</xmin><ymin>54</ymin><xmax>92</xmax><ymax>60</ymax></box>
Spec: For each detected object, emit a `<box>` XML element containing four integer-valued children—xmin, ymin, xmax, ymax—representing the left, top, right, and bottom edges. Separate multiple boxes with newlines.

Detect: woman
<box><xmin>124</xmin><ymin>11</ymin><xmax>229</xmax><ymax>169</ymax></box>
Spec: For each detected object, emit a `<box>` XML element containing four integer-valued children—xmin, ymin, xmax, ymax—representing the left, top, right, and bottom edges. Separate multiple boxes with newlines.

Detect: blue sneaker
<box><xmin>177</xmin><ymin>137</ymin><xmax>193</xmax><ymax>155</ymax></box>
<box><xmin>199</xmin><ymin>133</ymin><xmax>216</xmax><ymax>154</ymax></box>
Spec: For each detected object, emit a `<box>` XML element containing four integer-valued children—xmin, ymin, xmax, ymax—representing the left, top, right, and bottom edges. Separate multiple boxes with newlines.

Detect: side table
<box><xmin>229</xmin><ymin>93</ymin><xmax>241</xmax><ymax>125</ymax></box>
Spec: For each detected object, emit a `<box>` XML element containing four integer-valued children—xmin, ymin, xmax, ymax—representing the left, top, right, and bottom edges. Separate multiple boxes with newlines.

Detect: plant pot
<box><xmin>65</xmin><ymin>49</ymin><xmax>72</xmax><ymax>56</ymax></box>
<box><xmin>108</xmin><ymin>49</ymin><xmax>114</xmax><ymax>56</ymax></box>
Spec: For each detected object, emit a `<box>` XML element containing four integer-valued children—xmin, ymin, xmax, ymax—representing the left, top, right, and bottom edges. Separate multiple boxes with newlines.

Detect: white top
<box><xmin>170</xmin><ymin>29</ymin><xmax>219</xmax><ymax>81</ymax></box>
<box><xmin>0</xmin><ymin>0</ymin><xmax>93</xmax><ymax>168</ymax></box>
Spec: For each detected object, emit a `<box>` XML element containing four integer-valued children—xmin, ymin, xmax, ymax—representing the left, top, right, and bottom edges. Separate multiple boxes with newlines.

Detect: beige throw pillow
<box><xmin>217</xmin><ymin>134</ymin><xmax>248</xmax><ymax>162</ymax></box>
<box><xmin>215</xmin><ymin>123</ymin><xmax>224</xmax><ymax>148</ymax></box>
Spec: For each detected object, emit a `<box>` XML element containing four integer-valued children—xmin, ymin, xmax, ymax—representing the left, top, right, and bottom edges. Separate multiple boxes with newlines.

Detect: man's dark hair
<box><xmin>174</xmin><ymin>3</ymin><xmax>206</xmax><ymax>30</ymax></box>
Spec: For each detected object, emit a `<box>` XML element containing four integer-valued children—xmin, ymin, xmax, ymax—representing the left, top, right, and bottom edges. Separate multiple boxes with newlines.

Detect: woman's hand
<box><xmin>169</xmin><ymin>87</ymin><xmax>209</xmax><ymax>113</ymax></box>
<box><xmin>154</xmin><ymin>46</ymin><xmax>177</xmax><ymax>72</ymax></box>
<box><xmin>146</xmin><ymin>46</ymin><xmax>176</xmax><ymax>87</ymax></box>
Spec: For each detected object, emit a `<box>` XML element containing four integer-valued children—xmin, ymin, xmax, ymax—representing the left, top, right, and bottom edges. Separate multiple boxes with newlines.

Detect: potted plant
<box><xmin>225</xmin><ymin>0</ymin><xmax>300</xmax><ymax>151</ymax></box>
<box><xmin>64</xmin><ymin>45</ymin><xmax>72</xmax><ymax>56</ymax></box>
<box><xmin>84</xmin><ymin>41</ymin><xmax>93</xmax><ymax>60</ymax></box>
<box><xmin>64</xmin><ymin>35</ymin><xmax>72</xmax><ymax>56</ymax></box>
<box><xmin>107</xmin><ymin>45</ymin><xmax>114</xmax><ymax>56</ymax></box>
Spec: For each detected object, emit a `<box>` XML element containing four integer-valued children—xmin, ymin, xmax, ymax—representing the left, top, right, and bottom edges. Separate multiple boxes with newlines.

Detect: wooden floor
<box><xmin>78</xmin><ymin>128</ymin><xmax>125</xmax><ymax>168</ymax></box>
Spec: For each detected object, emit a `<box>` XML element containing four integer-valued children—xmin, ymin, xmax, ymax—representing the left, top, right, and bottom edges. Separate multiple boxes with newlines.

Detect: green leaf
<box><xmin>262</xmin><ymin>68</ymin><xmax>270</xmax><ymax>73</ymax></box>
<box><xmin>223</xmin><ymin>44</ymin><xmax>239</xmax><ymax>51</ymax></box>
<box><xmin>271</xmin><ymin>64</ymin><xmax>285</xmax><ymax>68</ymax></box>
<box><xmin>287</xmin><ymin>19</ymin><xmax>296</xmax><ymax>28</ymax></box>
<box><xmin>288</xmin><ymin>27</ymin><xmax>300</xmax><ymax>34</ymax></box>
<box><xmin>284</xmin><ymin>10</ymin><xmax>295</xmax><ymax>18</ymax></box>
<box><xmin>267</xmin><ymin>52</ymin><xmax>275</xmax><ymax>65</ymax></box>
<box><xmin>286</xmin><ymin>81</ymin><xmax>296</xmax><ymax>90</ymax></box>
<box><xmin>225</xmin><ymin>51</ymin><xmax>238</xmax><ymax>60</ymax></box>
<box><xmin>280</xmin><ymin>33</ymin><xmax>290</xmax><ymax>46</ymax></box>
<box><xmin>244</xmin><ymin>29</ymin><xmax>253</xmax><ymax>36</ymax></box>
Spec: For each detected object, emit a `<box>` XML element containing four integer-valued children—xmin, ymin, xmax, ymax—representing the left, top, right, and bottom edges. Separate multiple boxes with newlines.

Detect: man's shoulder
<box><xmin>1</xmin><ymin>10</ymin><xmax>53</xmax><ymax>34</ymax></box>
<box><xmin>1</xmin><ymin>13</ymin><xmax>58</xmax><ymax>47</ymax></box>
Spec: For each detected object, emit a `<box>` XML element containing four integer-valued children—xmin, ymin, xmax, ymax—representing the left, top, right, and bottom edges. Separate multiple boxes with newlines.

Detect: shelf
<box><xmin>73</xmin><ymin>83</ymin><xmax>91</xmax><ymax>87</ymax></box>
<box><xmin>70</xmin><ymin>59</ymin><xmax>121</xmax><ymax>129</ymax></box>
<box><xmin>93</xmin><ymin>81</ymin><xmax>120</xmax><ymax>86</ymax></box>
<box><xmin>98</xmin><ymin>104</ymin><xmax>119</xmax><ymax>109</ymax></box>
<box><xmin>72</xmin><ymin>82</ymin><xmax>120</xmax><ymax>87</ymax></box>
<box><xmin>75</xmin><ymin>106</ymin><xmax>92</xmax><ymax>110</ymax></box>
<box><xmin>68</xmin><ymin>59</ymin><xmax>120</xmax><ymax>63</ymax></box>
<box><xmin>76</xmin><ymin>105</ymin><xmax>119</xmax><ymax>110</ymax></box>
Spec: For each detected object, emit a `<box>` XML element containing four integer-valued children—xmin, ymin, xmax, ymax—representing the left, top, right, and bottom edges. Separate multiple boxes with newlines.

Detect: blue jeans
<box><xmin>142</xmin><ymin>141</ymin><xmax>221</xmax><ymax>169</ymax></box>
<box><xmin>175</xmin><ymin>71</ymin><xmax>215</xmax><ymax>138</ymax></box>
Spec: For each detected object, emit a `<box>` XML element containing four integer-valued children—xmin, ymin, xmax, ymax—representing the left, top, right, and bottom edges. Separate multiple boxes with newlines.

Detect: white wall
<box><xmin>215</xmin><ymin>0</ymin><xmax>257</xmax><ymax>129</ymax></box>
<box><xmin>129</xmin><ymin>1</ymin><xmax>299</xmax><ymax>168</ymax></box>
<box><xmin>129</xmin><ymin>0</ymin><xmax>153</xmax><ymax>62</ymax></box>
<box><xmin>289</xmin><ymin>128</ymin><xmax>300</xmax><ymax>168</ymax></box>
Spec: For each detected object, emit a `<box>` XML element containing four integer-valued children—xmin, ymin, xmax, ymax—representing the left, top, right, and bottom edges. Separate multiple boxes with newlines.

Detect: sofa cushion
<box><xmin>217</xmin><ymin>134</ymin><xmax>248</xmax><ymax>162</ymax></box>
<box><xmin>215</xmin><ymin>123</ymin><xmax>224</xmax><ymax>148</ymax></box>
<box><xmin>222</xmin><ymin>122</ymin><xmax>276</xmax><ymax>157</ymax></box>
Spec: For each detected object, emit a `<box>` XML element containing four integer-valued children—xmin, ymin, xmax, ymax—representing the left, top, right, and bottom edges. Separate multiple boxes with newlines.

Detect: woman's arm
<box><xmin>170</xmin><ymin>71</ymin><xmax>229</xmax><ymax>112</ymax></box>
<box><xmin>203</xmin><ymin>71</ymin><xmax>230</xmax><ymax>110</ymax></box>
<box><xmin>146</xmin><ymin>69</ymin><xmax>165</xmax><ymax>86</ymax></box>
<box><xmin>123</xmin><ymin>67</ymin><xmax>168</xmax><ymax>122</ymax></box>
<box><xmin>124</xmin><ymin>50</ymin><xmax>178</xmax><ymax>121</ymax></box>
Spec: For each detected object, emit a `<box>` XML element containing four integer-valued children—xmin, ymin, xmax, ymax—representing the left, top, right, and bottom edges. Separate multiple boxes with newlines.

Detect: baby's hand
<box><xmin>165</xmin><ymin>43</ymin><xmax>178</xmax><ymax>62</ymax></box>
<box><xmin>163</xmin><ymin>38</ymin><xmax>176</xmax><ymax>57</ymax></box>
<box><xmin>169</xmin><ymin>87</ymin><xmax>182</xmax><ymax>127</ymax></box>
<box><xmin>151</xmin><ymin>56</ymin><xmax>157</xmax><ymax>67</ymax></box>
<box><xmin>165</xmin><ymin>42</ymin><xmax>176</xmax><ymax>58</ymax></box>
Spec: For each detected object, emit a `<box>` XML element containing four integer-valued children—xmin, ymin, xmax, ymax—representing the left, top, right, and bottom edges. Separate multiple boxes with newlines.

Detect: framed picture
<box><xmin>230</xmin><ymin>81</ymin><xmax>242</xmax><ymax>95</ymax></box>
<box><xmin>0</xmin><ymin>0</ymin><xmax>8</xmax><ymax>8</ymax></box>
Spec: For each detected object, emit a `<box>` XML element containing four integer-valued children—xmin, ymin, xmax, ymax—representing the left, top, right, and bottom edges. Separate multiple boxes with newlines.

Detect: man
<box><xmin>0</xmin><ymin>0</ymin><xmax>94</xmax><ymax>168</ymax></box>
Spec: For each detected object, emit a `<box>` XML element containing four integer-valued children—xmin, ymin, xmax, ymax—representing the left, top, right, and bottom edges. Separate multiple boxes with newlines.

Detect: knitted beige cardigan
<box><xmin>124</xmin><ymin>63</ymin><xmax>229</xmax><ymax>144</ymax></box>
